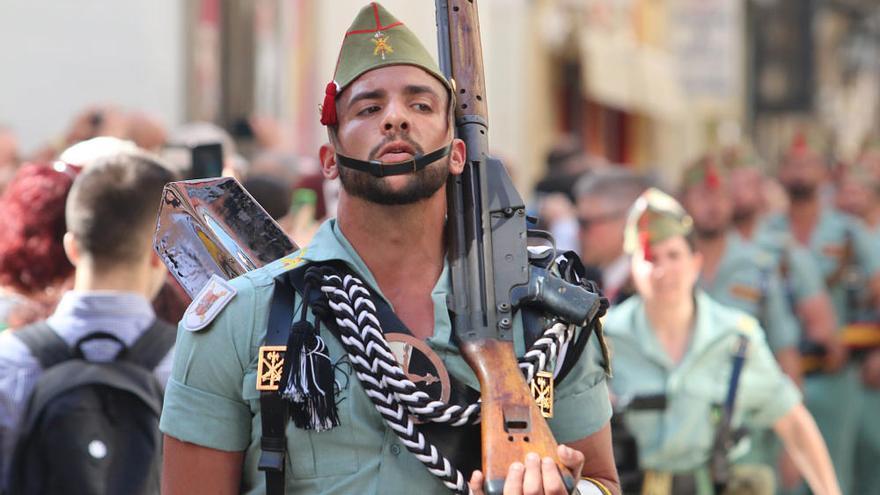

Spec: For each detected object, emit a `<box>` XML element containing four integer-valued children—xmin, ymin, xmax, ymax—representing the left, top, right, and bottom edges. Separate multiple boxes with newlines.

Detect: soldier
<box><xmin>724</xmin><ymin>149</ymin><xmax>842</xmax><ymax>375</ymax></box>
<box><xmin>160</xmin><ymin>4</ymin><xmax>618</xmax><ymax>495</ymax></box>
<box><xmin>679</xmin><ymin>155</ymin><xmax>802</xmax><ymax>380</ymax></box>
<box><xmin>573</xmin><ymin>168</ymin><xmax>650</xmax><ymax>304</ymax></box>
<box><xmin>604</xmin><ymin>188</ymin><xmax>840</xmax><ymax>495</ymax></box>
<box><xmin>830</xmin><ymin>146</ymin><xmax>880</xmax><ymax>495</ymax></box>
<box><xmin>759</xmin><ymin>135</ymin><xmax>880</xmax><ymax>494</ymax></box>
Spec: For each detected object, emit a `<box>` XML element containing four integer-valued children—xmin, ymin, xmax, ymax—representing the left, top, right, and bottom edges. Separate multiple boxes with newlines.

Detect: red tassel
<box><xmin>639</xmin><ymin>231</ymin><xmax>653</xmax><ymax>262</ymax></box>
<box><xmin>705</xmin><ymin>165</ymin><xmax>721</xmax><ymax>190</ymax></box>
<box><xmin>320</xmin><ymin>82</ymin><xmax>338</xmax><ymax>126</ymax></box>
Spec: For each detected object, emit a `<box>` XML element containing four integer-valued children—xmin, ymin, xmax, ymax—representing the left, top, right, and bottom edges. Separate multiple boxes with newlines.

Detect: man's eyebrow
<box><xmin>404</xmin><ymin>85</ymin><xmax>440</xmax><ymax>98</ymax></box>
<box><xmin>346</xmin><ymin>89</ymin><xmax>386</xmax><ymax>109</ymax></box>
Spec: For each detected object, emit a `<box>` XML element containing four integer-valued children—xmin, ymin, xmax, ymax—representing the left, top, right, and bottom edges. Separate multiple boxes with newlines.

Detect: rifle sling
<box><xmin>259</xmin><ymin>277</ymin><xmax>296</xmax><ymax>495</ymax></box>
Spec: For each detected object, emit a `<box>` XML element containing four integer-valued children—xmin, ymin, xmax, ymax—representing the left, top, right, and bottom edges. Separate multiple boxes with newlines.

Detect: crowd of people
<box><xmin>533</xmin><ymin>133</ymin><xmax>880</xmax><ymax>494</ymax></box>
<box><xmin>0</xmin><ymin>3</ymin><xmax>878</xmax><ymax>494</ymax></box>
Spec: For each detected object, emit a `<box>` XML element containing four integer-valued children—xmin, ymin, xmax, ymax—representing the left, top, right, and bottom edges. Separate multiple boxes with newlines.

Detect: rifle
<box><xmin>709</xmin><ymin>335</ymin><xmax>750</xmax><ymax>492</ymax></box>
<box><xmin>435</xmin><ymin>1</ymin><xmax>600</xmax><ymax>493</ymax></box>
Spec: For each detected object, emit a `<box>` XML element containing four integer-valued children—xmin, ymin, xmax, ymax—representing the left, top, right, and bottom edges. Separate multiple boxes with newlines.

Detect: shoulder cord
<box><xmin>305</xmin><ymin>265</ymin><xmax>604</xmax><ymax>494</ymax></box>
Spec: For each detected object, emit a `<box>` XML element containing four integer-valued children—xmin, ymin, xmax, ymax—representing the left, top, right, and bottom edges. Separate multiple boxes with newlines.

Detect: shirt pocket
<box><xmin>242</xmin><ymin>369</ymin><xmax>361</xmax><ymax>480</ymax></box>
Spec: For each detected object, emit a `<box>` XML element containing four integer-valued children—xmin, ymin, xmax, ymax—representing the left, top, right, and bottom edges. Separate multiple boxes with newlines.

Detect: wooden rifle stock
<box><xmin>436</xmin><ymin>1</ymin><xmax>575</xmax><ymax>493</ymax></box>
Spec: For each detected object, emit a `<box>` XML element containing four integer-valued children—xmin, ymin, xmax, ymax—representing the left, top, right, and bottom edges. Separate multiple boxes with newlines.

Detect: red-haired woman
<box><xmin>0</xmin><ymin>163</ymin><xmax>75</xmax><ymax>331</ymax></box>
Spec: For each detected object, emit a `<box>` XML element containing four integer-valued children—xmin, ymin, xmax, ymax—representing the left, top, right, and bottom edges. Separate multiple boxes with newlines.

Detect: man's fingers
<box><xmin>503</xmin><ymin>462</ymin><xmax>525</xmax><ymax>495</ymax></box>
<box><xmin>520</xmin><ymin>453</ymin><xmax>543</xmax><ymax>495</ymax></box>
<box><xmin>557</xmin><ymin>444</ymin><xmax>585</xmax><ymax>477</ymax></box>
<box><xmin>469</xmin><ymin>469</ymin><xmax>486</xmax><ymax>495</ymax></box>
<box><xmin>541</xmin><ymin>457</ymin><xmax>565</xmax><ymax>494</ymax></box>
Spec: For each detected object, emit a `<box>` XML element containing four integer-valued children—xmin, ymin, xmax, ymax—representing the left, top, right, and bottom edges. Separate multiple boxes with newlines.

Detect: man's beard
<box><xmin>694</xmin><ymin>224</ymin><xmax>725</xmax><ymax>239</ymax></box>
<box><xmin>731</xmin><ymin>205</ymin><xmax>757</xmax><ymax>225</ymax></box>
<box><xmin>338</xmin><ymin>141</ymin><xmax>450</xmax><ymax>205</ymax></box>
<box><xmin>784</xmin><ymin>180</ymin><xmax>817</xmax><ymax>202</ymax></box>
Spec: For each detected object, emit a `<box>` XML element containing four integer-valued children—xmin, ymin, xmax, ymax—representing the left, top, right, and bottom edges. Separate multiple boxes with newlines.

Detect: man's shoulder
<box><xmin>603</xmin><ymin>296</ymin><xmax>641</xmax><ymax>338</ymax></box>
<box><xmin>181</xmin><ymin>250</ymin><xmax>308</xmax><ymax>333</ymax></box>
<box><xmin>0</xmin><ymin>329</ymin><xmax>39</xmax><ymax>369</ymax></box>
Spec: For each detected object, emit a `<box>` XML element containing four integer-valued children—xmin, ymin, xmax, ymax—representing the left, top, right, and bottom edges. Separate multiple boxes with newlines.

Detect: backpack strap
<box><xmin>125</xmin><ymin>319</ymin><xmax>177</xmax><ymax>370</ymax></box>
<box><xmin>13</xmin><ymin>321</ymin><xmax>73</xmax><ymax>369</ymax></box>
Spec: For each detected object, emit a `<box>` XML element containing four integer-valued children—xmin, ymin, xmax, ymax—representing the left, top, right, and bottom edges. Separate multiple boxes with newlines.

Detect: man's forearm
<box><xmin>774</xmin><ymin>405</ymin><xmax>841</xmax><ymax>495</ymax></box>
<box><xmin>568</xmin><ymin>423</ymin><xmax>620</xmax><ymax>495</ymax></box>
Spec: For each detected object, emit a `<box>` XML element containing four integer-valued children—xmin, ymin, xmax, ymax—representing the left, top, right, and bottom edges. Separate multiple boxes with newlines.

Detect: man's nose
<box><xmin>381</xmin><ymin>100</ymin><xmax>410</xmax><ymax>133</ymax></box>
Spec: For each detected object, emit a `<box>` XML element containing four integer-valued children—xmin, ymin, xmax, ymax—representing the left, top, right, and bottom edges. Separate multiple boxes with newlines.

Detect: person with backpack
<box><xmin>0</xmin><ymin>149</ymin><xmax>176</xmax><ymax>494</ymax></box>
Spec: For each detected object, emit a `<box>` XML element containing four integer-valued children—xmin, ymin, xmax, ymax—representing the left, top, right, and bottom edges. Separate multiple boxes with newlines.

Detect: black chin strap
<box><xmin>335</xmin><ymin>143</ymin><xmax>452</xmax><ymax>178</ymax></box>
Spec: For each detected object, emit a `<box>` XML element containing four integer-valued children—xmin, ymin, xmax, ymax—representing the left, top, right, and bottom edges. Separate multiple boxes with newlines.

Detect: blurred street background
<box><xmin>2</xmin><ymin>0</ymin><xmax>877</xmax><ymax>194</ymax></box>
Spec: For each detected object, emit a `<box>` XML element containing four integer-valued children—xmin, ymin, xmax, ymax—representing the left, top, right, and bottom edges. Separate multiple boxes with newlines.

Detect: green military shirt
<box><xmin>698</xmin><ymin>233</ymin><xmax>800</xmax><ymax>352</ymax></box>
<box><xmin>160</xmin><ymin>220</ymin><xmax>612</xmax><ymax>494</ymax></box>
<box><xmin>762</xmin><ymin>209</ymin><xmax>880</xmax><ymax>326</ymax></box>
<box><xmin>749</xmin><ymin>228</ymin><xmax>825</xmax><ymax>307</ymax></box>
<box><xmin>603</xmin><ymin>291</ymin><xmax>800</xmax><ymax>473</ymax></box>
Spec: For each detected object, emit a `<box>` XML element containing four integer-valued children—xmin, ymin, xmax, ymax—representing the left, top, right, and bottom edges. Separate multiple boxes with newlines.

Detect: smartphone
<box><xmin>191</xmin><ymin>143</ymin><xmax>224</xmax><ymax>179</ymax></box>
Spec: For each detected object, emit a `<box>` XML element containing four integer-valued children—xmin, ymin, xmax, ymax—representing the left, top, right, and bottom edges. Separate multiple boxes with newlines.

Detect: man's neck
<box><xmin>734</xmin><ymin>214</ymin><xmax>757</xmax><ymax>240</ymax></box>
<box><xmin>72</xmin><ymin>261</ymin><xmax>155</xmax><ymax>300</ymax></box>
<box><xmin>336</xmin><ymin>190</ymin><xmax>447</xmax><ymax>296</ymax></box>
<box><xmin>644</xmin><ymin>295</ymin><xmax>694</xmax><ymax>364</ymax></box>
<box><xmin>787</xmin><ymin>196</ymin><xmax>821</xmax><ymax>244</ymax></box>
<box><xmin>695</xmin><ymin>233</ymin><xmax>727</xmax><ymax>283</ymax></box>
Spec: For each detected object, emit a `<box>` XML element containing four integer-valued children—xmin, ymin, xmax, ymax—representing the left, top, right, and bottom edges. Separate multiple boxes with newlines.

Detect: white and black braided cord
<box><xmin>311</xmin><ymin>268</ymin><xmax>582</xmax><ymax>494</ymax></box>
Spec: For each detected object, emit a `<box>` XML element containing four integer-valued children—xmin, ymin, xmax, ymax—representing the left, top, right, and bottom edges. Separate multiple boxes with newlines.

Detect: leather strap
<box><xmin>259</xmin><ymin>277</ymin><xmax>297</xmax><ymax>495</ymax></box>
<box><xmin>335</xmin><ymin>143</ymin><xmax>452</xmax><ymax>177</ymax></box>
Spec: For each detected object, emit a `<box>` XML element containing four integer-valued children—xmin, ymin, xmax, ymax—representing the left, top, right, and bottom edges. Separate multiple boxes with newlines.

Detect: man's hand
<box><xmin>861</xmin><ymin>350</ymin><xmax>880</xmax><ymax>389</ymax></box>
<box><xmin>468</xmin><ymin>444</ymin><xmax>584</xmax><ymax>495</ymax></box>
<box><xmin>822</xmin><ymin>337</ymin><xmax>849</xmax><ymax>373</ymax></box>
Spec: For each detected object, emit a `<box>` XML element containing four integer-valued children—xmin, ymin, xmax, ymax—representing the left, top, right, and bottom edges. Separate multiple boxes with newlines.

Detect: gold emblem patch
<box><xmin>372</xmin><ymin>31</ymin><xmax>393</xmax><ymax>59</ymax></box>
<box><xmin>530</xmin><ymin>370</ymin><xmax>554</xmax><ymax>418</ymax></box>
<box><xmin>256</xmin><ymin>346</ymin><xmax>287</xmax><ymax>391</ymax></box>
<box><xmin>729</xmin><ymin>283</ymin><xmax>761</xmax><ymax>303</ymax></box>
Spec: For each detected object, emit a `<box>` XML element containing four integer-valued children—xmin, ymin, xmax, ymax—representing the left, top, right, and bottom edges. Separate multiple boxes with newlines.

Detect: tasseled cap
<box><xmin>680</xmin><ymin>153</ymin><xmax>726</xmax><ymax>192</ymax></box>
<box><xmin>784</xmin><ymin>129</ymin><xmax>827</xmax><ymax>164</ymax></box>
<box><xmin>320</xmin><ymin>2</ymin><xmax>453</xmax><ymax>126</ymax></box>
<box><xmin>623</xmin><ymin>188</ymin><xmax>693</xmax><ymax>261</ymax></box>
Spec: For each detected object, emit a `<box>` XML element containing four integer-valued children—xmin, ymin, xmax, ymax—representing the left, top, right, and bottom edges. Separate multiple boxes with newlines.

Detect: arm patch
<box><xmin>182</xmin><ymin>275</ymin><xmax>237</xmax><ymax>332</ymax></box>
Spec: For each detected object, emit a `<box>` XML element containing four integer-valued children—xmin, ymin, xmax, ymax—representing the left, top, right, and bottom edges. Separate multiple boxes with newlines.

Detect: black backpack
<box><xmin>8</xmin><ymin>320</ymin><xmax>175</xmax><ymax>495</ymax></box>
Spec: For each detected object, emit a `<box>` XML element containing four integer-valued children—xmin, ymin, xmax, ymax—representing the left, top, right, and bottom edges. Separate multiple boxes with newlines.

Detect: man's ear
<box><xmin>62</xmin><ymin>232</ymin><xmax>80</xmax><ymax>267</ymax></box>
<box><xmin>149</xmin><ymin>248</ymin><xmax>164</xmax><ymax>268</ymax></box>
<box><xmin>319</xmin><ymin>142</ymin><xmax>339</xmax><ymax>180</ymax></box>
<box><xmin>448</xmin><ymin>138</ymin><xmax>466</xmax><ymax>176</ymax></box>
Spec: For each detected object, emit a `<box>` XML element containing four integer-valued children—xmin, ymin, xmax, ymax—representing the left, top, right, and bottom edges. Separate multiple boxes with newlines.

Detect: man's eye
<box><xmin>413</xmin><ymin>103</ymin><xmax>432</xmax><ymax>112</ymax></box>
<box><xmin>358</xmin><ymin>105</ymin><xmax>380</xmax><ymax>116</ymax></box>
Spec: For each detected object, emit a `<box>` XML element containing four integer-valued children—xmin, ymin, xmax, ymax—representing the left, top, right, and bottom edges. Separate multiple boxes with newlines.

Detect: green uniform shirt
<box><xmin>604</xmin><ymin>292</ymin><xmax>800</xmax><ymax>473</ymax></box>
<box><xmin>160</xmin><ymin>220</ymin><xmax>612</xmax><ymax>494</ymax></box>
<box><xmin>698</xmin><ymin>233</ymin><xmax>800</xmax><ymax>352</ymax></box>
<box><xmin>762</xmin><ymin>209</ymin><xmax>880</xmax><ymax>327</ymax></box>
<box><xmin>749</xmin><ymin>228</ymin><xmax>825</xmax><ymax>306</ymax></box>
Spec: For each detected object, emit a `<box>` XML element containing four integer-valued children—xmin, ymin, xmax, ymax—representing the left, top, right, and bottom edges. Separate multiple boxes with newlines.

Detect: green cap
<box><xmin>624</xmin><ymin>188</ymin><xmax>693</xmax><ymax>259</ymax></box>
<box><xmin>680</xmin><ymin>153</ymin><xmax>726</xmax><ymax>192</ymax></box>
<box><xmin>320</xmin><ymin>2</ymin><xmax>452</xmax><ymax>126</ymax></box>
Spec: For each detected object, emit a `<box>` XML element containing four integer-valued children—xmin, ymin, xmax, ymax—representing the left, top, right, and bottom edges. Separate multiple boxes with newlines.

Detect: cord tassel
<box><xmin>282</xmin><ymin>285</ymin><xmax>339</xmax><ymax>431</ymax></box>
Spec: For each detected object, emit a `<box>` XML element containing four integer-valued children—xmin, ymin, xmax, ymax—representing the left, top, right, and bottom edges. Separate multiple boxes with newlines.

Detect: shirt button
<box><xmin>390</xmin><ymin>444</ymin><xmax>401</xmax><ymax>456</ymax></box>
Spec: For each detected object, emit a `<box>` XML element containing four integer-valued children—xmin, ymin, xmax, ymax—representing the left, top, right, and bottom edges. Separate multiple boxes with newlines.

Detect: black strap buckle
<box><xmin>258</xmin><ymin>436</ymin><xmax>287</xmax><ymax>472</ymax></box>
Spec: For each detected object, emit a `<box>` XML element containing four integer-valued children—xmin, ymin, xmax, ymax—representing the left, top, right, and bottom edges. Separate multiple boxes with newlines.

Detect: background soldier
<box><xmin>760</xmin><ymin>136</ymin><xmax>880</xmax><ymax>494</ymax></box>
<box><xmin>604</xmin><ymin>188</ymin><xmax>840</xmax><ymax>495</ymax></box>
